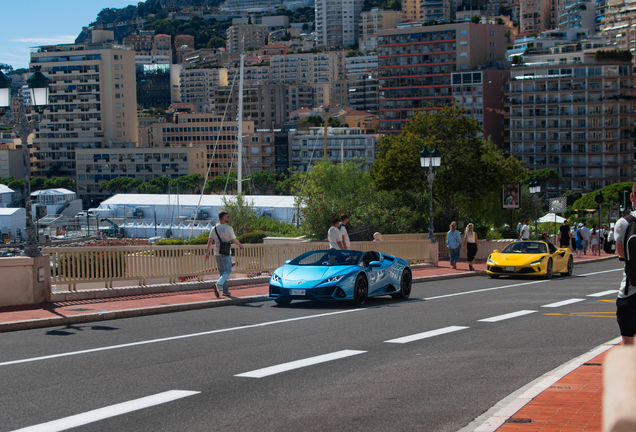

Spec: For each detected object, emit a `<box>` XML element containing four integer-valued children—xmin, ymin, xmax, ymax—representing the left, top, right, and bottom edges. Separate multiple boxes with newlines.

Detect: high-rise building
<box><xmin>269</xmin><ymin>51</ymin><xmax>346</xmax><ymax>84</ymax></box>
<box><xmin>519</xmin><ymin>0</ymin><xmax>551</xmax><ymax>33</ymax></box>
<box><xmin>226</xmin><ymin>25</ymin><xmax>269</xmax><ymax>53</ymax></box>
<box><xmin>315</xmin><ymin>0</ymin><xmax>363</xmax><ymax>47</ymax></box>
<box><xmin>29</xmin><ymin>30</ymin><xmax>138</xmax><ymax>204</ymax></box>
<box><xmin>558</xmin><ymin>0</ymin><xmax>596</xmax><ymax>31</ymax></box>
<box><xmin>401</xmin><ymin>0</ymin><xmax>421</xmax><ymax>21</ymax></box>
<box><xmin>179</xmin><ymin>67</ymin><xmax>229</xmax><ymax>113</ymax></box>
<box><xmin>359</xmin><ymin>9</ymin><xmax>402</xmax><ymax>51</ymax></box>
<box><xmin>377</xmin><ymin>23</ymin><xmax>507</xmax><ymax>133</ymax></box>
<box><xmin>601</xmin><ymin>0</ymin><xmax>636</xmax><ymax>57</ymax></box>
<box><xmin>505</xmin><ymin>48</ymin><xmax>635</xmax><ymax>196</ymax></box>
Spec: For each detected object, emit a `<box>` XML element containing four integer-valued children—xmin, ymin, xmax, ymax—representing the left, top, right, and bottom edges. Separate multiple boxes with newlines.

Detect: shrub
<box><xmin>238</xmin><ymin>231</ymin><xmax>277</xmax><ymax>244</ymax></box>
<box><xmin>155</xmin><ymin>238</ymin><xmax>185</xmax><ymax>245</ymax></box>
<box><xmin>254</xmin><ymin>216</ymin><xmax>303</xmax><ymax>237</ymax></box>
<box><xmin>494</xmin><ymin>226</ymin><xmax>519</xmax><ymax>239</ymax></box>
<box><xmin>186</xmin><ymin>232</ymin><xmax>210</xmax><ymax>245</ymax></box>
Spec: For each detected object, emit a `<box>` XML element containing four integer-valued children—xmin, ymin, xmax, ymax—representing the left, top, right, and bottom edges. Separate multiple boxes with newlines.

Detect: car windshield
<box><xmin>501</xmin><ymin>242</ymin><xmax>548</xmax><ymax>254</ymax></box>
<box><xmin>289</xmin><ymin>250</ymin><xmax>363</xmax><ymax>266</ymax></box>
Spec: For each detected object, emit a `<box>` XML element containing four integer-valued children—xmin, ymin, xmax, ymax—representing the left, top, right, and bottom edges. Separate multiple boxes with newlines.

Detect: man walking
<box><xmin>614</xmin><ymin>181</ymin><xmax>636</xmax><ymax>346</ymax></box>
<box><xmin>559</xmin><ymin>220</ymin><xmax>570</xmax><ymax>249</ymax></box>
<box><xmin>328</xmin><ymin>218</ymin><xmax>344</xmax><ymax>250</ymax></box>
<box><xmin>339</xmin><ymin>214</ymin><xmax>350</xmax><ymax>250</ymax></box>
<box><xmin>581</xmin><ymin>222</ymin><xmax>590</xmax><ymax>255</ymax></box>
<box><xmin>204</xmin><ymin>211</ymin><xmax>244</xmax><ymax>297</ymax></box>
<box><xmin>518</xmin><ymin>220</ymin><xmax>530</xmax><ymax>240</ymax></box>
<box><xmin>447</xmin><ymin>221</ymin><xmax>461</xmax><ymax>270</ymax></box>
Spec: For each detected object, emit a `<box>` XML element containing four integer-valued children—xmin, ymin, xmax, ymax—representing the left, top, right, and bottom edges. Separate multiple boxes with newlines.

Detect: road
<box><xmin>0</xmin><ymin>259</ymin><xmax>622</xmax><ymax>432</ymax></box>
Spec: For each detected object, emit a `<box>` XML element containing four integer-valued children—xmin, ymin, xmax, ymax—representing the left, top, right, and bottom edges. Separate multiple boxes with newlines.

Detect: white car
<box><xmin>75</xmin><ymin>210</ymin><xmax>100</xmax><ymax>219</ymax></box>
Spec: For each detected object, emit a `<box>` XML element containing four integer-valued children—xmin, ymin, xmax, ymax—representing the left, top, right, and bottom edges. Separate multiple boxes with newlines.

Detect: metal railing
<box><xmin>44</xmin><ymin>240</ymin><xmax>431</xmax><ymax>290</ymax></box>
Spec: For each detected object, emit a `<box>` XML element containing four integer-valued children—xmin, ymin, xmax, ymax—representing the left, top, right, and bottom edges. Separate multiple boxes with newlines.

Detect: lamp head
<box><xmin>27</xmin><ymin>65</ymin><xmax>51</xmax><ymax>113</ymax></box>
<box><xmin>420</xmin><ymin>148</ymin><xmax>431</xmax><ymax>168</ymax></box>
<box><xmin>0</xmin><ymin>69</ymin><xmax>12</xmax><ymax>110</ymax></box>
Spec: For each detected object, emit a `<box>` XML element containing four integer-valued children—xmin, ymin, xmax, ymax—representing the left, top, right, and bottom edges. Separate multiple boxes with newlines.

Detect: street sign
<box><xmin>549</xmin><ymin>198</ymin><xmax>567</xmax><ymax>214</ymax></box>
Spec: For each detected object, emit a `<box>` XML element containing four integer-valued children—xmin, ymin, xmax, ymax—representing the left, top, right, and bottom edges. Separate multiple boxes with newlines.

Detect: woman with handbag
<box><xmin>204</xmin><ymin>211</ymin><xmax>244</xmax><ymax>297</ymax></box>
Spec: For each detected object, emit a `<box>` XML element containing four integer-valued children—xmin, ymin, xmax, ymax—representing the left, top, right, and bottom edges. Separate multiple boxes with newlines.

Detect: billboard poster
<box><xmin>502</xmin><ymin>183</ymin><xmax>520</xmax><ymax>209</ymax></box>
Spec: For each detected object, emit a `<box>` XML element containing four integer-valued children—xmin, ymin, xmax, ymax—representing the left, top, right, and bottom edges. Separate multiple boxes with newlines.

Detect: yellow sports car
<box><xmin>487</xmin><ymin>241</ymin><xmax>573</xmax><ymax>279</ymax></box>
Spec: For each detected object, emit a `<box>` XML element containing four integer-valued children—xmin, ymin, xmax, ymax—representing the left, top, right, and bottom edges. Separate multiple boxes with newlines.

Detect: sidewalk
<box><xmin>0</xmin><ymin>250</ymin><xmax>620</xmax><ymax>431</ymax></box>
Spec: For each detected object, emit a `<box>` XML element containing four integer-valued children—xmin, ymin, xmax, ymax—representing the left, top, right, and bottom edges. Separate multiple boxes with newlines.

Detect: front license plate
<box><xmin>505</xmin><ymin>267</ymin><xmax>516</xmax><ymax>272</ymax></box>
<box><xmin>291</xmin><ymin>289</ymin><xmax>306</xmax><ymax>296</ymax></box>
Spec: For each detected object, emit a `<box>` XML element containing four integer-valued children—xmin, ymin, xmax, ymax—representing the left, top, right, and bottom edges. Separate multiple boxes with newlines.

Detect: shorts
<box><xmin>617</xmin><ymin>294</ymin><xmax>636</xmax><ymax>337</ymax></box>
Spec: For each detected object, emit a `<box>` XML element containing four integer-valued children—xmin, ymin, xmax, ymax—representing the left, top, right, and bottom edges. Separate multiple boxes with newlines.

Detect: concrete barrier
<box><xmin>0</xmin><ymin>256</ymin><xmax>51</xmax><ymax>307</ymax></box>
<box><xmin>603</xmin><ymin>345</ymin><xmax>636</xmax><ymax>432</ymax></box>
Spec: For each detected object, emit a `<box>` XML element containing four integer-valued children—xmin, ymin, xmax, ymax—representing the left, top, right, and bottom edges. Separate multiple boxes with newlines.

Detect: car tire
<box><xmin>392</xmin><ymin>269</ymin><xmax>412</xmax><ymax>300</ymax></box>
<box><xmin>489</xmin><ymin>274</ymin><xmax>500</xmax><ymax>279</ymax></box>
<box><xmin>545</xmin><ymin>258</ymin><xmax>553</xmax><ymax>279</ymax></box>
<box><xmin>274</xmin><ymin>297</ymin><xmax>292</xmax><ymax>306</ymax></box>
<box><xmin>353</xmin><ymin>274</ymin><xmax>368</xmax><ymax>306</ymax></box>
<box><xmin>561</xmin><ymin>256</ymin><xmax>574</xmax><ymax>276</ymax></box>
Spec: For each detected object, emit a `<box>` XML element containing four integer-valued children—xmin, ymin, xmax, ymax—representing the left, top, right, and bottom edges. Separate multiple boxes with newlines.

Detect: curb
<box><xmin>0</xmin><ymin>255</ymin><xmax>618</xmax><ymax>333</ymax></box>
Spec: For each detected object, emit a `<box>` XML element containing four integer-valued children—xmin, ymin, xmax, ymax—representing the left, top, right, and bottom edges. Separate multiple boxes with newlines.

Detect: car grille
<box><xmin>489</xmin><ymin>266</ymin><xmax>538</xmax><ymax>274</ymax></box>
<box><xmin>270</xmin><ymin>285</ymin><xmax>282</xmax><ymax>295</ymax></box>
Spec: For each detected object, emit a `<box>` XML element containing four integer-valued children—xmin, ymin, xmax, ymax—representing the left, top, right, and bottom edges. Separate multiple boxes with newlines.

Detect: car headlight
<box><xmin>325</xmin><ymin>275</ymin><xmax>345</xmax><ymax>283</ymax></box>
<box><xmin>488</xmin><ymin>257</ymin><xmax>495</xmax><ymax>265</ymax></box>
<box><xmin>531</xmin><ymin>258</ymin><xmax>544</xmax><ymax>265</ymax></box>
<box><xmin>271</xmin><ymin>273</ymin><xmax>281</xmax><ymax>282</ymax></box>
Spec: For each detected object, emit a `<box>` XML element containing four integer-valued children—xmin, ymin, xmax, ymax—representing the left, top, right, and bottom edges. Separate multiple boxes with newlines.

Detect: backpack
<box><xmin>622</xmin><ymin>214</ymin><xmax>636</xmax><ymax>295</ymax></box>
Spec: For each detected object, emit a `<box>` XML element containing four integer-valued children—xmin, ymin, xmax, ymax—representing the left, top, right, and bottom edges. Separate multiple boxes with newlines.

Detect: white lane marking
<box><xmin>577</xmin><ymin>268</ymin><xmax>622</xmax><ymax>277</ymax></box>
<box><xmin>384</xmin><ymin>326</ymin><xmax>469</xmax><ymax>344</ymax></box>
<box><xmin>10</xmin><ymin>390</ymin><xmax>199</xmax><ymax>432</ymax></box>
<box><xmin>0</xmin><ymin>309</ymin><xmax>363</xmax><ymax>367</ymax></box>
<box><xmin>465</xmin><ymin>337</ymin><xmax>622</xmax><ymax>432</ymax></box>
<box><xmin>235</xmin><ymin>350</ymin><xmax>366</xmax><ymax>378</ymax></box>
<box><xmin>588</xmin><ymin>289</ymin><xmax>618</xmax><ymax>297</ymax></box>
<box><xmin>1</xmin><ymin>269</ymin><xmax>621</xmax><ymax>368</ymax></box>
<box><xmin>478</xmin><ymin>310</ymin><xmax>537</xmax><ymax>322</ymax></box>
<box><xmin>541</xmin><ymin>299</ymin><xmax>585</xmax><ymax>308</ymax></box>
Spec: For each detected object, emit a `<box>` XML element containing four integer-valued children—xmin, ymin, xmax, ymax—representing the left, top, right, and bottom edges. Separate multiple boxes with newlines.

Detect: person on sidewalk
<box><xmin>559</xmin><ymin>220</ymin><xmax>570</xmax><ymax>249</ymax></box>
<box><xmin>204</xmin><ymin>211</ymin><xmax>244</xmax><ymax>297</ymax></box>
<box><xmin>614</xmin><ymin>181</ymin><xmax>636</xmax><ymax>346</ymax></box>
<box><xmin>462</xmin><ymin>223</ymin><xmax>478</xmax><ymax>271</ymax></box>
<box><xmin>575</xmin><ymin>223</ymin><xmax>584</xmax><ymax>258</ymax></box>
<box><xmin>447</xmin><ymin>221</ymin><xmax>461</xmax><ymax>270</ymax></box>
<box><xmin>328</xmin><ymin>218</ymin><xmax>344</xmax><ymax>250</ymax></box>
<box><xmin>581</xmin><ymin>222</ymin><xmax>590</xmax><ymax>255</ymax></box>
<box><xmin>339</xmin><ymin>214</ymin><xmax>350</xmax><ymax>250</ymax></box>
<box><xmin>590</xmin><ymin>225</ymin><xmax>599</xmax><ymax>255</ymax></box>
<box><xmin>518</xmin><ymin>220</ymin><xmax>530</xmax><ymax>241</ymax></box>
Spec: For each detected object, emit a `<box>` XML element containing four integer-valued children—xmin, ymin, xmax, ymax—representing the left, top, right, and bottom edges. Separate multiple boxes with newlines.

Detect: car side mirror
<box><xmin>285</xmin><ymin>260</ymin><xmax>291</xmax><ymax>264</ymax></box>
<box><xmin>369</xmin><ymin>261</ymin><xmax>382</xmax><ymax>267</ymax></box>
<box><xmin>493</xmin><ymin>249</ymin><xmax>499</xmax><ymax>253</ymax></box>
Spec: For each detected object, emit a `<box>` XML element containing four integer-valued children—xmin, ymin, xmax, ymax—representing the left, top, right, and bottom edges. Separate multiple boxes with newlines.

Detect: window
<box><xmin>460</xmin><ymin>30</ymin><xmax>467</xmax><ymax>35</ymax></box>
<box><xmin>114</xmin><ymin>64</ymin><xmax>119</xmax><ymax>70</ymax></box>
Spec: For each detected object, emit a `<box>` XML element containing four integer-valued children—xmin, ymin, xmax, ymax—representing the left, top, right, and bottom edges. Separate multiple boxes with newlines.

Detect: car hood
<box><xmin>280</xmin><ymin>265</ymin><xmax>354</xmax><ymax>282</ymax></box>
<box><xmin>490</xmin><ymin>253</ymin><xmax>544</xmax><ymax>265</ymax></box>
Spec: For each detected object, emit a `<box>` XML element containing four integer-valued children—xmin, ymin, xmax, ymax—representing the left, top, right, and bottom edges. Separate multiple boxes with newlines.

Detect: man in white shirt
<box><xmin>518</xmin><ymin>220</ymin><xmax>530</xmax><ymax>240</ymax></box>
<box><xmin>581</xmin><ymin>222</ymin><xmax>591</xmax><ymax>255</ymax></box>
<box><xmin>204</xmin><ymin>211</ymin><xmax>244</xmax><ymax>297</ymax></box>
<box><xmin>328</xmin><ymin>218</ymin><xmax>344</xmax><ymax>250</ymax></box>
<box><xmin>339</xmin><ymin>214</ymin><xmax>350</xmax><ymax>250</ymax></box>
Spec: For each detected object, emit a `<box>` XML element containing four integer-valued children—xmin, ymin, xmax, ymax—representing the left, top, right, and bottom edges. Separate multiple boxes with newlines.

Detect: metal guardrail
<box><xmin>43</xmin><ymin>239</ymin><xmax>431</xmax><ymax>290</ymax></box>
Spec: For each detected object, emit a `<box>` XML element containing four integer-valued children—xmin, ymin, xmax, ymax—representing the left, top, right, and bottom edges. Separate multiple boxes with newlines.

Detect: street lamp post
<box><xmin>420</xmin><ymin>148</ymin><xmax>442</xmax><ymax>243</ymax></box>
<box><xmin>0</xmin><ymin>66</ymin><xmax>50</xmax><ymax>257</ymax></box>
<box><xmin>529</xmin><ymin>181</ymin><xmax>541</xmax><ymax>237</ymax></box>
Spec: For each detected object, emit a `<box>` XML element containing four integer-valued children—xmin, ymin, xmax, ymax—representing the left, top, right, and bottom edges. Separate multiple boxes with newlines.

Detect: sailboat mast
<box><xmin>237</xmin><ymin>53</ymin><xmax>245</xmax><ymax>194</ymax></box>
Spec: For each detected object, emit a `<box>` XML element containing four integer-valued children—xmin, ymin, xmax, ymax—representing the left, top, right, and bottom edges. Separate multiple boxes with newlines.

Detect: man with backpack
<box><xmin>614</xmin><ymin>182</ymin><xmax>636</xmax><ymax>346</ymax></box>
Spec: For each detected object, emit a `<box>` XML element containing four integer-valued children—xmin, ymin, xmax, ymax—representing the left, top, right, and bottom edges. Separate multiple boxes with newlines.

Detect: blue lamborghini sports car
<box><xmin>268</xmin><ymin>249</ymin><xmax>412</xmax><ymax>306</ymax></box>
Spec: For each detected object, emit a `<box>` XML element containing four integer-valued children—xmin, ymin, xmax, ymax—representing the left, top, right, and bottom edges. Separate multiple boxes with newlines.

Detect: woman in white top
<box><xmin>591</xmin><ymin>225</ymin><xmax>599</xmax><ymax>255</ymax></box>
<box><xmin>462</xmin><ymin>223</ymin><xmax>478</xmax><ymax>271</ymax></box>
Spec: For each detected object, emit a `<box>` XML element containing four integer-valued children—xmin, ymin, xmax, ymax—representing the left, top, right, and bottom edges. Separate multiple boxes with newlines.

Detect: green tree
<box><xmin>101</xmin><ymin>177</ymin><xmax>143</xmax><ymax>194</ymax></box>
<box><xmin>204</xmin><ymin>172</ymin><xmax>237</xmax><ymax>194</ymax></box>
<box><xmin>523</xmin><ymin>168</ymin><xmax>561</xmax><ymax>186</ymax></box>
<box><xmin>136</xmin><ymin>183</ymin><xmax>161</xmax><ymax>194</ymax></box>
<box><xmin>0</xmin><ymin>176</ymin><xmax>23</xmax><ymax>192</ymax></box>
<box><xmin>572</xmin><ymin>182</ymin><xmax>633</xmax><ymax>212</ymax></box>
<box><xmin>169</xmin><ymin>173</ymin><xmax>205</xmax><ymax>193</ymax></box>
<box><xmin>371</xmin><ymin>104</ymin><xmax>525</xmax><ymax>227</ymax></box>
<box><xmin>220</xmin><ymin>194</ymin><xmax>259</xmax><ymax>236</ymax></box>
<box><xmin>148</xmin><ymin>176</ymin><xmax>171</xmax><ymax>193</ymax></box>
<box><xmin>470</xmin><ymin>15</ymin><xmax>481</xmax><ymax>23</ymax></box>
<box><xmin>247</xmin><ymin>170</ymin><xmax>276</xmax><ymax>195</ymax></box>
<box><xmin>44</xmin><ymin>177</ymin><xmax>76</xmax><ymax>191</ymax></box>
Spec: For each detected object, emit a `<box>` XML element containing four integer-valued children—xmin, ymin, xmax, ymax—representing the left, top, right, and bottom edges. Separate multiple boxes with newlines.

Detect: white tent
<box><xmin>537</xmin><ymin>213</ymin><xmax>566</xmax><ymax>224</ymax></box>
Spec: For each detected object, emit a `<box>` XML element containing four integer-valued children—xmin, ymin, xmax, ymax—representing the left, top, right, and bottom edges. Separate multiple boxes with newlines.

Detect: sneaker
<box><xmin>213</xmin><ymin>284</ymin><xmax>219</xmax><ymax>298</ymax></box>
<box><xmin>222</xmin><ymin>291</ymin><xmax>231</xmax><ymax>297</ymax></box>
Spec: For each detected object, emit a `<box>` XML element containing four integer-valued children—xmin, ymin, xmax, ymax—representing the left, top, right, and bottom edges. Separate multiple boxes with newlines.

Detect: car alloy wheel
<box><xmin>392</xmin><ymin>269</ymin><xmax>412</xmax><ymax>300</ymax></box>
<box><xmin>545</xmin><ymin>258</ymin><xmax>553</xmax><ymax>279</ymax></box>
<box><xmin>353</xmin><ymin>274</ymin><xmax>368</xmax><ymax>306</ymax></box>
<box><xmin>562</xmin><ymin>256</ymin><xmax>574</xmax><ymax>276</ymax></box>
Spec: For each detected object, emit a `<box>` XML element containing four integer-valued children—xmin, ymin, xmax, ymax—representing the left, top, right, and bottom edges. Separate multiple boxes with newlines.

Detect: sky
<box><xmin>0</xmin><ymin>0</ymin><xmax>140</xmax><ymax>71</ymax></box>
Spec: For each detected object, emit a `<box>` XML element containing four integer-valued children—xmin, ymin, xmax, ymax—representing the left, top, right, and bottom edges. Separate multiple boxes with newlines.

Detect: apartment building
<box><xmin>558</xmin><ymin>0</ymin><xmax>596</xmax><ymax>31</ymax></box>
<box><xmin>226</xmin><ymin>25</ymin><xmax>269</xmax><ymax>53</ymax></box>
<box><xmin>152</xmin><ymin>113</ymin><xmax>275</xmax><ymax>177</ymax></box>
<box><xmin>179</xmin><ymin>67</ymin><xmax>229</xmax><ymax>113</ymax></box>
<box><xmin>505</xmin><ymin>49</ymin><xmax>635</xmax><ymax>195</ymax></box>
<box><xmin>29</xmin><ymin>30</ymin><xmax>139</xmax><ymax>198</ymax></box>
<box><xmin>175</xmin><ymin>35</ymin><xmax>196</xmax><ymax>63</ymax></box>
<box><xmin>75</xmin><ymin>144</ymin><xmax>207</xmax><ymax>206</ymax></box>
<box><xmin>0</xmin><ymin>148</ymin><xmax>24</xmax><ymax>180</ymax></box>
<box><xmin>259</xmin><ymin>43</ymin><xmax>293</xmax><ymax>56</ymax></box>
<box><xmin>269</xmin><ymin>51</ymin><xmax>346</xmax><ymax>84</ymax></box>
<box><xmin>212</xmin><ymin>83</ymin><xmax>311</xmax><ymax>128</ymax></box>
<box><xmin>421</xmin><ymin>0</ymin><xmax>452</xmax><ymax>22</ymax></box>
<box><xmin>226</xmin><ymin>63</ymin><xmax>271</xmax><ymax>86</ymax></box>
<box><xmin>122</xmin><ymin>34</ymin><xmax>153</xmax><ymax>54</ymax></box>
<box><xmin>359</xmin><ymin>9</ymin><xmax>402</xmax><ymax>51</ymax></box>
<box><xmin>345</xmin><ymin>55</ymin><xmax>378</xmax><ymax>78</ymax></box>
<box><xmin>289</xmin><ymin>127</ymin><xmax>376</xmax><ymax>172</ymax></box>
<box><xmin>402</xmin><ymin>0</ymin><xmax>421</xmax><ymax>21</ymax></box>
<box><xmin>601</xmin><ymin>0</ymin><xmax>636</xmax><ymax>58</ymax></box>
<box><xmin>348</xmin><ymin>75</ymin><xmax>379</xmax><ymax>113</ymax></box>
<box><xmin>313</xmin><ymin>81</ymin><xmax>351</xmax><ymax>106</ymax></box>
<box><xmin>152</xmin><ymin>34</ymin><xmax>173</xmax><ymax>63</ymax></box>
<box><xmin>377</xmin><ymin>22</ymin><xmax>507</xmax><ymax>133</ymax></box>
<box><xmin>315</xmin><ymin>0</ymin><xmax>363</xmax><ymax>47</ymax></box>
